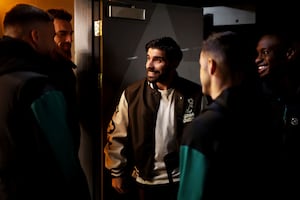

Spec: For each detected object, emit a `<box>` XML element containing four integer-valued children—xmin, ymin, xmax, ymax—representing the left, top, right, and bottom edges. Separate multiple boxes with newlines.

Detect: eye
<box><xmin>153</xmin><ymin>57</ymin><xmax>164</xmax><ymax>63</ymax></box>
<box><xmin>56</xmin><ymin>31</ymin><xmax>72</xmax><ymax>37</ymax></box>
<box><xmin>262</xmin><ymin>49</ymin><xmax>270</xmax><ymax>55</ymax></box>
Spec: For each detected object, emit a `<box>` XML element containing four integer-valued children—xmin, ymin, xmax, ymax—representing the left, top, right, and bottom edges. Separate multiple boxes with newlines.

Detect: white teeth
<box><xmin>258</xmin><ymin>66</ymin><xmax>267</xmax><ymax>70</ymax></box>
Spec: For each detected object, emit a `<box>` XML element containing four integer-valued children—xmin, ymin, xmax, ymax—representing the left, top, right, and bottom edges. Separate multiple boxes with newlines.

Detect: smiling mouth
<box><xmin>258</xmin><ymin>66</ymin><xmax>267</xmax><ymax>70</ymax></box>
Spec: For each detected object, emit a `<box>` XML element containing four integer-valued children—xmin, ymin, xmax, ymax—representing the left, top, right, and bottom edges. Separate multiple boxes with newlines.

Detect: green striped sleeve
<box><xmin>178</xmin><ymin>145</ymin><xmax>207</xmax><ymax>200</ymax></box>
<box><xmin>31</xmin><ymin>90</ymin><xmax>80</xmax><ymax>182</ymax></box>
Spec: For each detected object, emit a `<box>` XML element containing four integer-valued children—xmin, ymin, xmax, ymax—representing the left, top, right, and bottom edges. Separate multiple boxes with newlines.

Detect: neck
<box><xmin>155</xmin><ymin>70</ymin><xmax>177</xmax><ymax>90</ymax></box>
<box><xmin>210</xmin><ymin>77</ymin><xmax>233</xmax><ymax>100</ymax></box>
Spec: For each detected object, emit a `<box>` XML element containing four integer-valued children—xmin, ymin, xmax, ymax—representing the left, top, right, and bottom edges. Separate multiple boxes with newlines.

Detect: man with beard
<box><xmin>104</xmin><ymin>36</ymin><xmax>203</xmax><ymax>200</ymax></box>
<box><xmin>46</xmin><ymin>8</ymin><xmax>80</xmax><ymax>154</ymax></box>
<box><xmin>47</xmin><ymin>8</ymin><xmax>74</xmax><ymax>60</ymax></box>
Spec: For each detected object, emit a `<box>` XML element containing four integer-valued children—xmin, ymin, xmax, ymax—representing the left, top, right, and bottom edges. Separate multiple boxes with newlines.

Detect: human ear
<box><xmin>208</xmin><ymin>57</ymin><xmax>217</xmax><ymax>75</ymax></box>
<box><xmin>287</xmin><ymin>47</ymin><xmax>295</xmax><ymax>60</ymax></box>
<box><xmin>30</xmin><ymin>29</ymin><xmax>39</xmax><ymax>46</ymax></box>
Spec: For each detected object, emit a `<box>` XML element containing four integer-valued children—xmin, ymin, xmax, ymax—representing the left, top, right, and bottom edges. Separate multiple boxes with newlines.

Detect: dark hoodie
<box><xmin>0</xmin><ymin>36</ymin><xmax>90</xmax><ymax>200</ymax></box>
<box><xmin>0</xmin><ymin>36</ymin><xmax>80</xmax><ymax>148</ymax></box>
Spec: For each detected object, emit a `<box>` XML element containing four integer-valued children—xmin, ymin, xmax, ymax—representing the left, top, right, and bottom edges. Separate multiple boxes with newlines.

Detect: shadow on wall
<box><xmin>76</xmin><ymin>51</ymin><xmax>100</xmax><ymax>136</ymax></box>
<box><xmin>76</xmin><ymin>51</ymin><xmax>101</xmax><ymax>198</ymax></box>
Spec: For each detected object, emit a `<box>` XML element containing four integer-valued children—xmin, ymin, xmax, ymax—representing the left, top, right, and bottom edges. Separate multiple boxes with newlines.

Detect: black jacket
<box><xmin>0</xmin><ymin>36</ymin><xmax>90</xmax><ymax>200</ymax></box>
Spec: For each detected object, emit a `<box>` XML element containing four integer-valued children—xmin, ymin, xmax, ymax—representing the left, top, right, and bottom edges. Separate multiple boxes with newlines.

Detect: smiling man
<box><xmin>255</xmin><ymin>31</ymin><xmax>300</xmax><ymax>200</ymax></box>
<box><xmin>47</xmin><ymin>8</ymin><xmax>74</xmax><ymax>60</ymax></box>
<box><xmin>255</xmin><ymin>33</ymin><xmax>291</xmax><ymax>79</ymax></box>
<box><xmin>104</xmin><ymin>36</ymin><xmax>203</xmax><ymax>200</ymax></box>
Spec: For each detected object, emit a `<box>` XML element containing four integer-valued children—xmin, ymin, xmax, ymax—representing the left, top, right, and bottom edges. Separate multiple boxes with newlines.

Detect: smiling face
<box><xmin>255</xmin><ymin>35</ymin><xmax>287</xmax><ymax>79</ymax></box>
<box><xmin>146</xmin><ymin>47</ymin><xmax>174</xmax><ymax>84</ymax></box>
<box><xmin>53</xmin><ymin>18</ymin><xmax>73</xmax><ymax>59</ymax></box>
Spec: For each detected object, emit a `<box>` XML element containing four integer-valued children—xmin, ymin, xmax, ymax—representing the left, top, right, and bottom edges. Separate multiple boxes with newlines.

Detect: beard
<box><xmin>147</xmin><ymin>67</ymin><xmax>173</xmax><ymax>84</ymax></box>
<box><xmin>58</xmin><ymin>42</ymin><xmax>72</xmax><ymax>60</ymax></box>
<box><xmin>61</xmin><ymin>49</ymin><xmax>72</xmax><ymax>60</ymax></box>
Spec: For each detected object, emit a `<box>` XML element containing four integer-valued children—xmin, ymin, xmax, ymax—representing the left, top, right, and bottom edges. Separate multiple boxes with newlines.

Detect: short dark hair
<box><xmin>258</xmin><ymin>31</ymin><xmax>292</xmax><ymax>56</ymax></box>
<box><xmin>47</xmin><ymin>8</ymin><xmax>72</xmax><ymax>22</ymax></box>
<box><xmin>202</xmin><ymin>31</ymin><xmax>248</xmax><ymax>73</ymax></box>
<box><xmin>4</xmin><ymin>4</ymin><xmax>53</xmax><ymax>28</ymax></box>
<box><xmin>145</xmin><ymin>36</ymin><xmax>183</xmax><ymax>63</ymax></box>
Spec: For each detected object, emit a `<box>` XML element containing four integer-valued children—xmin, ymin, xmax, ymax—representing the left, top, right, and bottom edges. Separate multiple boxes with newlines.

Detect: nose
<box><xmin>255</xmin><ymin>53</ymin><xmax>263</xmax><ymax>65</ymax></box>
<box><xmin>65</xmin><ymin>33</ymin><xmax>73</xmax><ymax>43</ymax></box>
<box><xmin>146</xmin><ymin>59</ymin><xmax>154</xmax><ymax>69</ymax></box>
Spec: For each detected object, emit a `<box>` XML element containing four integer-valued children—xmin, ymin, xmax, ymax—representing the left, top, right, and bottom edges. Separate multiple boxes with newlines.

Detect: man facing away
<box><xmin>0</xmin><ymin>4</ymin><xmax>90</xmax><ymax>200</ymax></box>
<box><xmin>178</xmin><ymin>31</ymin><xmax>278</xmax><ymax>200</ymax></box>
<box><xmin>104</xmin><ymin>36</ymin><xmax>203</xmax><ymax>200</ymax></box>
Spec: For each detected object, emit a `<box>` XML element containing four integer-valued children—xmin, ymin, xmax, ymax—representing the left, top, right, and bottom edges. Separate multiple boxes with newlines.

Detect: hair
<box><xmin>202</xmin><ymin>31</ymin><xmax>252</xmax><ymax>74</ymax></box>
<box><xmin>202</xmin><ymin>31</ymin><xmax>259</xmax><ymax>87</ymax></box>
<box><xmin>259</xmin><ymin>31</ymin><xmax>300</xmax><ymax>79</ymax></box>
<box><xmin>145</xmin><ymin>36</ymin><xmax>183</xmax><ymax>64</ymax></box>
<box><xmin>47</xmin><ymin>8</ymin><xmax>72</xmax><ymax>22</ymax></box>
<box><xmin>259</xmin><ymin>31</ymin><xmax>292</xmax><ymax>59</ymax></box>
<box><xmin>3</xmin><ymin>4</ymin><xmax>53</xmax><ymax>30</ymax></box>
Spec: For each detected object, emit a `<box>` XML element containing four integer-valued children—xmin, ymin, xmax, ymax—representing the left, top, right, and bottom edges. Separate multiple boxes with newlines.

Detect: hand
<box><xmin>112</xmin><ymin>177</ymin><xmax>128</xmax><ymax>194</ymax></box>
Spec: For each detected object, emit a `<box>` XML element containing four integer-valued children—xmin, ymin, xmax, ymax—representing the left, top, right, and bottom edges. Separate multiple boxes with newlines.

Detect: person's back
<box><xmin>178</xmin><ymin>31</ymin><xmax>277</xmax><ymax>200</ymax></box>
<box><xmin>0</xmin><ymin>4</ymin><xmax>90</xmax><ymax>200</ymax></box>
<box><xmin>189</xmin><ymin>86</ymin><xmax>276</xmax><ymax>199</ymax></box>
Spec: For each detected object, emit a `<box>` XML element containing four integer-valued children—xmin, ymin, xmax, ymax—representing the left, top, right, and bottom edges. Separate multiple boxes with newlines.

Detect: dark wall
<box><xmin>102</xmin><ymin>0</ymin><xmax>204</xmax><ymax>128</ymax></box>
<box><xmin>256</xmin><ymin>2</ymin><xmax>300</xmax><ymax>36</ymax></box>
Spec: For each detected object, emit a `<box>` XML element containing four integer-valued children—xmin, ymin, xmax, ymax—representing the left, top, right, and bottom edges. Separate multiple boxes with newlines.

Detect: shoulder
<box><xmin>181</xmin><ymin>104</ymin><xmax>225</xmax><ymax>149</ymax></box>
<box><xmin>190</xmin><ymin>101</ymin><xmax>227</xmax><ymax>134</ymax></box>
<box><xmin>177</xmin><ymin>76</ymin><xmax>201</xmax><ymax>88</ymax></box>
<box><xmin>10</xmin><ymin>71</ymin><xmax>57</xmax><ymax>105</ymax></box>
<box><xmin>175</xmin><ymin>76</ymin><xmax>201</xmax><ymax>95</ymax></box>
<box><xmin>1</xmin><ymin>71</ymin><xmax>49</xmax><ymax>93</ymax></box>
<box><xmin>125</xmin><ymin>78</ymin><xmax>148</xmax><ymax>95</ymax></box>
<box><xmin>126</xmin><ymin>78</ymin><xmax>147</xmax><ymax>90</ymax></box>
<box><xmin>0</xmin><ymin>71</ymin><xmax>61</xmax><ymax>114</ymax></box>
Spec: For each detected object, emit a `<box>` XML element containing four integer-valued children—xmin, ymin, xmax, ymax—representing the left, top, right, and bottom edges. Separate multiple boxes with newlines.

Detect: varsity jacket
<box><xmin>104</xmin><ymin>75</ymin><xmax>202</xmax><ymax>181</ymax></box>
